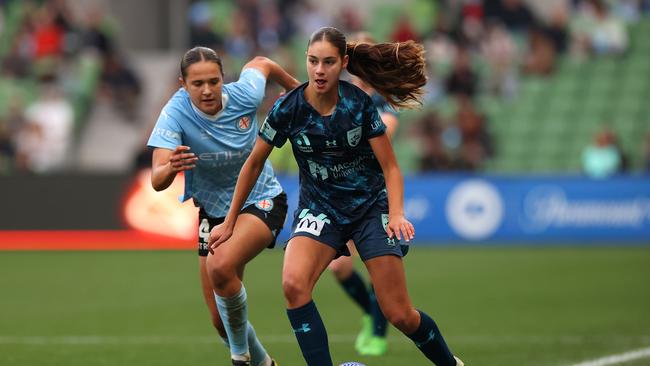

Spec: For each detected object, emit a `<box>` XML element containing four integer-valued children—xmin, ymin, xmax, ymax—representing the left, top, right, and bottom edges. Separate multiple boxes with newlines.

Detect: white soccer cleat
<box><xmin>454</xmin><ymin>356</ymin><xmax>465</xmax><ymax>366</ymax></box>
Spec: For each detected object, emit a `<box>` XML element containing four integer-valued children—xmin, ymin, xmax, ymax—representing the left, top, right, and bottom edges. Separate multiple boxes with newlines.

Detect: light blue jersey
<box><xmin>147</xmin><ymin>68</ymin><xmax>283</xmax><ymax>218</ymax></box>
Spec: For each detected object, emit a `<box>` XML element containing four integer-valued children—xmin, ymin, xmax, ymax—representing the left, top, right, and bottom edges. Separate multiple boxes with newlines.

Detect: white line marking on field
<box><xmin>568</xmin><ymin>346</ymin><xmax>650</xmax><ymax>366</ymax></box>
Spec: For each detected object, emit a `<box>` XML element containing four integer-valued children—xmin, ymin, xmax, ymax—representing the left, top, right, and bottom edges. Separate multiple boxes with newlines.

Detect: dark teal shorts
<box><xmin>289</xmin><ymin>198</ymin><xmax>409</xmax><ymax>261</ymax></box>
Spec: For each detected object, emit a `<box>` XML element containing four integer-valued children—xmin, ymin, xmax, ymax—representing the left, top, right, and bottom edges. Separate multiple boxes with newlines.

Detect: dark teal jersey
<box><xmin>371</xmin><ymin>92</ymin><xmax>398</xmax><ymax>117</ymax></box>
<box><xmin>260</xmin><ymin>81</ymin><xmax>387</xmax><ymax>224</ymax></box>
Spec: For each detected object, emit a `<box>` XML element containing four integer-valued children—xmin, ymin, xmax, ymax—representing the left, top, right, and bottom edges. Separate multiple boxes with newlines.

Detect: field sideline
<box><xmin>1</xmin><ymin>246</ymin><xmax>649</xmax><ymax>366</ymax></box>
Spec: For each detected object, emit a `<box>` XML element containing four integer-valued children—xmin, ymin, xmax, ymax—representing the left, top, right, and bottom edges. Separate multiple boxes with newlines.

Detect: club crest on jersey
<box><xmin>255</xmin><ymin>199</ymin><xmax>274</xmax><ymax>212</ymax></box>
<box><xmin>347</xmin><ymin>126</ymin><xmax>362</xmax><ymax>147</ymax></box>
<box><xmin>238</xmin><ymin>116</ymin><xmax>251</xmax><ymax>131</ymax></box>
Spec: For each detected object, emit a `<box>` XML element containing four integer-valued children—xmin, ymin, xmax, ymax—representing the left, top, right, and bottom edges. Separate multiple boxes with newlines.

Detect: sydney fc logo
<box><xmin>347</xmin><ymin>126</ymin><xmax>362</xmax><ymax>147</ymax></box>
<box><xmin>238</xmin><ymin>116</ymin><xmax>251</xmax><ymax>131</ymax></box>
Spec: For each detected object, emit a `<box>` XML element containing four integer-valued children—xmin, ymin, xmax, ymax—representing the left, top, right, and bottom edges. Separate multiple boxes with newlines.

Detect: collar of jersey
<box><xmin>300</xmin><ymin>82</ymin><xmax>345</xmax><ymax>118</ymax></box>
<box><xmin>190</xmin><ymin>92</ymin><xmax>229</xmax><ymax>122</ymax></box>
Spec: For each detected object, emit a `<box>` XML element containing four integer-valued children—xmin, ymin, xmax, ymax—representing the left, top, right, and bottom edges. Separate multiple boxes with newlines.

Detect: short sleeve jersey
<box><xmin>147</xmin><ymin>68</ymin><xmax>282</xmax><ymax>218</ymax></box>
<box><xmin>259</xmin><ymin>81</ymin><xmax>387</xmax><ymax>224</ymax></box>
<box><xmin>371</xmin><ymin>93</ymin><xmax>398</xmax><ymax>117</ymax></box>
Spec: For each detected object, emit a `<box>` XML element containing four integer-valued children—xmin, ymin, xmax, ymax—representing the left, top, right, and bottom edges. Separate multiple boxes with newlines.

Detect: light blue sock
<box><xmin>216</xmin><ymin>286</ymin><xmax>249</xmax><ymax>357</ymax></box>
<box><xmin>247</xmin><ymin>322</ymin><xmax>270</xmax><ymax>366</ymax></box>
<box><xmin>219</xmin><ymin>323</ymin><xmax>268</xmax><ymax>366</ymax></box>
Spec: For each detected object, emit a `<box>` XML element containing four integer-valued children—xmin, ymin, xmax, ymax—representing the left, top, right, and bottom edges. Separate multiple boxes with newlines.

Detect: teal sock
<box><xmin>406</xmin><ymin>310</ymin><xmax>455</xmax><ymax>365</ymax></box>
<box><xmin>339</xmin><ymin>270</ymin><xmax>371</xmax><ymax>313</ymax></box>
<box><xmin>287</xmin><ymin>300</ymin><xmax>332</xmax><ymax>366</ymax></box>
<box><xmin>215</xmin><ymin>286</ymin><xmax>249</xmax><ymax>357</ymax></box>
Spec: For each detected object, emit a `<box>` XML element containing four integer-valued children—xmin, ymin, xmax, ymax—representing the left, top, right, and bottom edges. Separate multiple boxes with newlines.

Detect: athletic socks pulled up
<box><xmin>216</xmin><ymin>286</ymin><xmax>250</xmax><ymax>358</ymax></box>
<box><xmin>406</xmin><ymin>310</ymin><xmax>456</xmax><ymax>366</ymax></box>
<box><xmin>286</xmin><ymin>300</ymin><xmax>332</xmax><ymax>366</ymax></box>
<box><xmin>340</xmin><ymin>270</ymin><xmax>371</xmax><ymax>314</ymax></box>
<box><xmin>220</xmin><ymin>323</ymin><xmax>271</xmax><ymax>366</ymax></box>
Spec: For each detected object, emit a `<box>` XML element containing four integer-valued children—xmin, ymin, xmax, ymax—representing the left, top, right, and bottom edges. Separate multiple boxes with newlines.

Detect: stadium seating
<box><xmin>484</xmin><ymin>19</ymin><xmax>650</xmax><ymax>173</ymax></box>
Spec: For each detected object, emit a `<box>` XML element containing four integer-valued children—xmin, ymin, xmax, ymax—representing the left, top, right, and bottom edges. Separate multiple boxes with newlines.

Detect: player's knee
<box><xmin>207</xmin><ymin>256</ymin><xmax>236</xmax><ymax>290</ymax></box>
<box><xmin>282</xmin><ymin>274</ymin><xmax>311</xmax><ymax>305</ymax></box>
<box><xmin>384</xmin><ymin>307</ymin><xmax>418</xmax><ymax>332</ymax></box>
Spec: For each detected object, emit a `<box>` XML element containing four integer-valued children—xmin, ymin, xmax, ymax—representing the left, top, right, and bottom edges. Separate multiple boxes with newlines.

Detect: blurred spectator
<box><xmin>445</xmin><ymin>46</ymin><xmax>479</xmax><ymax>98</ymax></box>
<box><xmin>480</xmin><ymin>21</ymin><xmax>518</xmax><ymax>98</ymax></box>
<box><xmin>390</xmin><ymin>14</ymin><xmax>419</xmax><ymax>42</ymax></box>
<box><xmin>544</xmin><ymin>6</ymin><xmax>569</xmax><ymax>54</ymax></box>
<box><xmin>257</xmin><ymin>2</ymin><xmax>281</xmax><ymax>52</ymax></box>
<box><xmin>2</xmin><ymin>36</ymin><xmax>33</xmax><ymax>78</ymax></box>
<box><xmin>485</xmin><ymin>0</ymin><xmax>537</xmax><ymax>34</ymax></box>
<box><xmin>454</xmin><ymin>96</ymin><xmax>494</xmax><ymax>169</ymax></box>
<box><xmin>82</xmin><ymin>6</ymin><xmax>115</xmax><ymax>56</ymax></box>
<box><xmin>571</xmin><ymin>0</ymin><xmax>628</xmax><ymax>58</ymax></box>
<box><xmin>14</xmin><ymin>78</ymin><xmax>74</xmax><ymax>173</ymax></box>
<box><xmin>416</xmin><ymin>111</ymin><xmax>453</xmax><ymax>171</ymax></box>
<box><xmin>294</xmin><ymin>1</ymin><xmax>331</xmax><ymax>39</ymax></box>
<box><xmin>98</xmin><ymin>51</ymin><xmax>142</xmax><ymax>121</ymax></box>
<box><xmin>457</xmin><ymin>0</ymin><xmax>485</xmax><ymax>49</ymax></box>
<box><xmin>590</xmin><ymin>0</ymin><xmax>628</xmax><ymax>55</ymax></box>
<box><xmin>522</xmin><ymin>26</ymin><xmax>557</xmax><ymax>76</ymax></box>
<box><xmin>581</xmin><ymin>127</ymin><xmax>622</xmax><ymax>178</ymax></box>
<box><xmin>337</xmin><ymin>6</ymin><xmax>364</xmax><ymax>34</ymax></box>
<box><xmin>224</xmin><ymin>9</ymin><xmax>255</xmax><ymax>59</ymax></box>
<box><xmin>31</xmin><ymin>6</ymin><xmax>65</xmax><ymax>59</ymax></box>
<box><xmin>188</xmin><ymin>1</ymin><xmax>223</xmax><ymax>50</ymax></box>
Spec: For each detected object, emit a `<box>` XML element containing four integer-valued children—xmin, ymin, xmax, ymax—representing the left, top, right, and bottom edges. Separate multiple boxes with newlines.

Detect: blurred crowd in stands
<box><xmin>1</xmin><ymin>0</ymin><xmax>649</xmax><ymax>176</ymax></box>
<box><xmin>0</xmin><ymin>0</ymin><xmax>140</xmax><ymax>174</ymax></box>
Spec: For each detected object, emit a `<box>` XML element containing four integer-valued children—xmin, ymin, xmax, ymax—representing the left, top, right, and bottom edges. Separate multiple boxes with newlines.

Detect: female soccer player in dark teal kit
<box><xmin>209</xmin><ymin>27</ymin><xmax>464</xmax><ymax>366</ymax></box>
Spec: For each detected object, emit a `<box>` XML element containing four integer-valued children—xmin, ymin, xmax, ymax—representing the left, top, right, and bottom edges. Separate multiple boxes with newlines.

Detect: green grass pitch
<box><xmin>1</xmin><ymin>246</ymin><xmax>649</xmax><ymax>365</ymax></box>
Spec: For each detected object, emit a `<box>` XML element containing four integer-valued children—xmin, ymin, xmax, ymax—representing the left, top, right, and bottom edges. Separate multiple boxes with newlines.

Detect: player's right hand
<box><xmin>208</xmin><ymin>222</ymin><xmax>234</xmax><ymax>254</ymax></box>
<box><xmin>169</xmin><ymin>145</ymin><xmax>198</xmax><ymax>172</ymax></box>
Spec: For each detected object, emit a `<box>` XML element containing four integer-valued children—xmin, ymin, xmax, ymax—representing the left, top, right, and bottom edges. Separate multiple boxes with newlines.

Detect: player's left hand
<box><xmin>386</xmin><ymin>215</ymin><xmax>415</xmax><ymax>242</ymax></box>
<box><xmin>208</xmin><ymin>222</ymin><xmax>233</xmax><ymax>254</ymax></box>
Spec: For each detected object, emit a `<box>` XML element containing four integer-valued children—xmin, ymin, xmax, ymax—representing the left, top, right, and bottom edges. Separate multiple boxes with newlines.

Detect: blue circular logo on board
<box><xmin>446</xmin><ymin>179</ymin><xmax>504</xmax><ymax>240</ymax></box>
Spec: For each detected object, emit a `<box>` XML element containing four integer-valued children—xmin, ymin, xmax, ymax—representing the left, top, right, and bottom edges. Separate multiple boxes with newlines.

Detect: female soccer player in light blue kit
<box><xmin>209</xmin><ymin>28</ymin><xmax>464</xmax><ymax>366</ymax></box>
<box><xmin>147</xmin><ymin>47</ymin><xmax>299</xmax><ymax>366</ymax></box>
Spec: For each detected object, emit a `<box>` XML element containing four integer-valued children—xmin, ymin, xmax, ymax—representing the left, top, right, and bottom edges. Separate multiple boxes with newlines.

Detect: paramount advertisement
<box><xmin>278</xmin><ymin>175</ymin><xmax>650</xmax><ymax>243</ymax></box>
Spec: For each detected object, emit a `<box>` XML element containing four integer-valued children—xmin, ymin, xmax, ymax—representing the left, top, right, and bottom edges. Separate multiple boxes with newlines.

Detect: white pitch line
<box><xmin>568</xmin><ymin>346</ymin><xmax>650</xmax><ymax>366</ymax></box>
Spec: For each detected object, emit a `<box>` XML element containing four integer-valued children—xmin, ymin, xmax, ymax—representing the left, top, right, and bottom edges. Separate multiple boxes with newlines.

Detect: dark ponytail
<box><xmin>309</xmin><ymin>27</ymin><xmax>427</xmax><ymax>109</ymax></box>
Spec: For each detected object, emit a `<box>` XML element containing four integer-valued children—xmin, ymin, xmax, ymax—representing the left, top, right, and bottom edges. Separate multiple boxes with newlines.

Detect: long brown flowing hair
<box><xmin>308</xmin><ymin>27</ymin><xmax>427</xmax><ymax>109</ymax></box>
